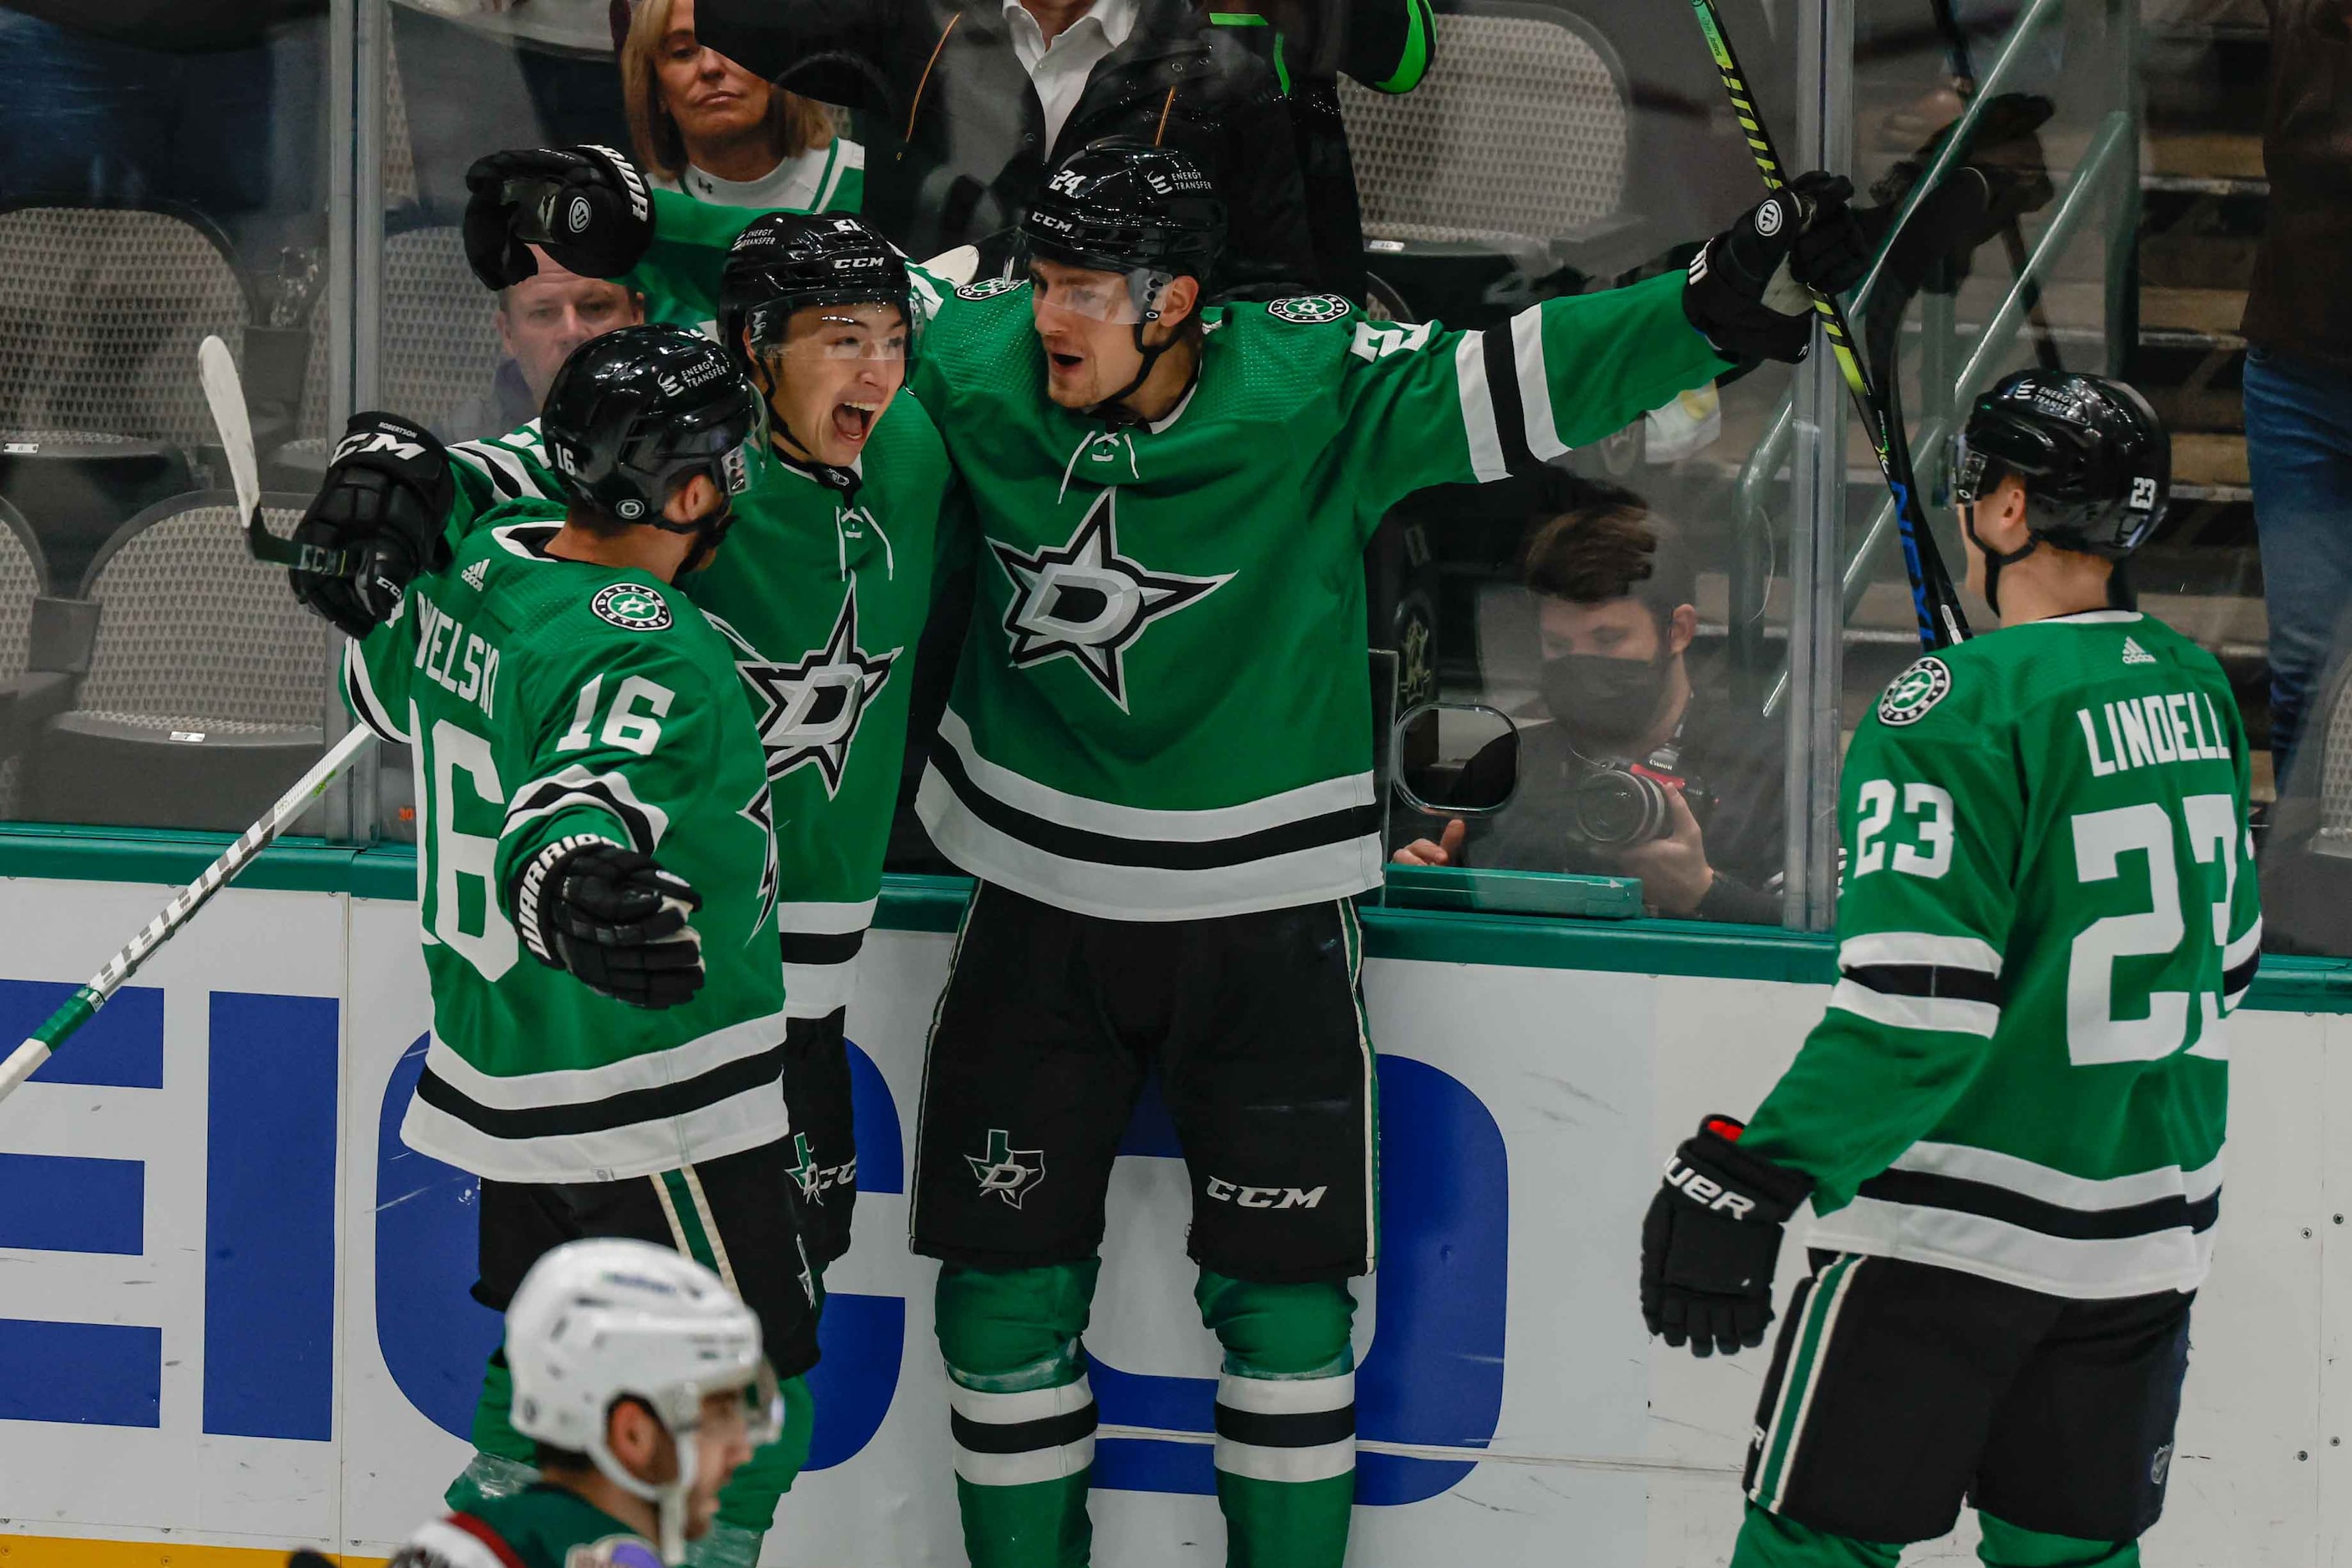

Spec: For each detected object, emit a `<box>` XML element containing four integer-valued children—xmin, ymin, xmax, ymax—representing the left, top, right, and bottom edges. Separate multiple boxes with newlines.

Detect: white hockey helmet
<box><xmin>505</xmin><ymin>1238</ymin><xmax>776</xmax><ymax>1563</ymax></box>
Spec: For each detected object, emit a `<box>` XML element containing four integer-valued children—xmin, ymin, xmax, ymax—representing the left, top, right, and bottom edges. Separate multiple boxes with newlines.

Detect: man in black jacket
<box><xmin>690</xmin><ymin>0</ymin><xmax>1423</xmax><ymax>296</ymax></box>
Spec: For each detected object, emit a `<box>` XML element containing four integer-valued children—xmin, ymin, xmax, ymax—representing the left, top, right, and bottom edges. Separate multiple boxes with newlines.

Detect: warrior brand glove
<box><xmin>289</xmin><ymin>412</ymin><xmax>454</xmax><ymax>640</ymax></box>
<box><xmin>463</xmin><ymin>144</ymin><xmax>653</xmax><ymax>290</ymax></box>
<box><xmin>1641</xmin><ymin>1114</ymin><xmax>1813</xmax><ymax>1358</ymax></box>
<box><xmin>1682</xmin><ymin>172</ymin><xmax>1873</xmax><ymax>364</ymax></box>
<box><xmin>514</xmin><ymin>837</ymin><xmax>706</xmax><ymax>1010</ymax></box>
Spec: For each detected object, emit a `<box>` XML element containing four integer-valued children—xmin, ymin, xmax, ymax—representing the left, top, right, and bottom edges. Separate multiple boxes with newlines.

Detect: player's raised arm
<box><xmin>1334</xmin><ymin>176</ymin><xmax>1879</xmax><ymax>515</ymax></box>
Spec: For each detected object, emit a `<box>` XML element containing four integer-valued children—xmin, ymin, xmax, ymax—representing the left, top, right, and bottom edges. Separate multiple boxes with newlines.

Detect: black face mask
<box><xmin>1540</xmin><ymin>650</ymin><xmax>1673</xmax><ymax>750</ymax></box>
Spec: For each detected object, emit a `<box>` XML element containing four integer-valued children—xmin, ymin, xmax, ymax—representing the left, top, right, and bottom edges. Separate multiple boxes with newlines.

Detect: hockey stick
<box><xmin>0</xmin><ymin>723</ymin><xmax>377</xmax><ymax>1105</ymax></box>
<box><xmin>1685</xmin><ymin>0</ymin><xmax>1971</xmax><ymax>650</ymax></box>
<box><xmin>199</xmin><ymin>334</ymin><xmax>364</xmax><ymax>579</ymax></box>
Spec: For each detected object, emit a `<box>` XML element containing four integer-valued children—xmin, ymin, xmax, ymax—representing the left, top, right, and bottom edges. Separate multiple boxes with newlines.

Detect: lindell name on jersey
<box><xmin>2076</xmin><ymin>691</ymin><xmax>2233</xmax><ymax>778</ymax></box>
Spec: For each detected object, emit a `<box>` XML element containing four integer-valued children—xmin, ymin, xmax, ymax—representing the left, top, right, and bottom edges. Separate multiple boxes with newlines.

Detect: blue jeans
<box><xmin>2247</xmin><ymin>345</ymin><xmax>2352</xmax><ymax>786</ymax></box>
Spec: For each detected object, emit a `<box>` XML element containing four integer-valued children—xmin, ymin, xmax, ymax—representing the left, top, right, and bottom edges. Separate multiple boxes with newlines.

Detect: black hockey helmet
<box><xmin>540</xmin><ymin>324</ymin><xmax>761</xmax><ymax>556</ymax></box>
<box><xmin>1018</xmin><ymin>138</ymin><xmax>1227</xmax><ymax>292</ymax></box>
<box><xmin>1949</xmin><ymin>369</ymin><xmax>2170</xmax><ymax>559</ymax></box>
<box><xmin>718</xmin><ymin>213</ymin><xmax>915</xmax><ymax>380</ymax></box>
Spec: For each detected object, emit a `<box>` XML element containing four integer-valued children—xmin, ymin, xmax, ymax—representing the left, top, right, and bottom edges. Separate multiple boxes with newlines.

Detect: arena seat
<box><xmin>21</xmin><ymin>492</ymin><xmax>332</xmax><ymax>832</ymax></box>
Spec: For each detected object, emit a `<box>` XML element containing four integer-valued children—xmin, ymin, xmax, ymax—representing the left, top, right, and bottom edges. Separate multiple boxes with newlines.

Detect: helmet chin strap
<box><xmin>587</xmin><ymin>1404</ymin><xmax>700</xmax><ymax>1565</ymax></box>
<box><xmin>1960</xmin><ymin>498</ymin><xmax>2039</xmax><ymax>620</ymax></box>
<box><xmin>752</xmin><ymin>357</ymin><xmax>862</xmax><ymax>497</ymax></box>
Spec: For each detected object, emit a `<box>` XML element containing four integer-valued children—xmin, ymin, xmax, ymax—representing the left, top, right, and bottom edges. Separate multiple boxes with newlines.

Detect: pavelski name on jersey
<box><xmin>2077</xmin><ymin>690</ymin><xmax>2236</xmax><ymax>776</ymax></box>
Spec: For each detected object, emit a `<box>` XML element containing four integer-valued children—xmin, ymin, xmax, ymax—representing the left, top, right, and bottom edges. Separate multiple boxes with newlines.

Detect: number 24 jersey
<box><xmin>1743</xmin><ymin>609</ymin><xmax>2260</xmax><ymax>1299</ymax></box>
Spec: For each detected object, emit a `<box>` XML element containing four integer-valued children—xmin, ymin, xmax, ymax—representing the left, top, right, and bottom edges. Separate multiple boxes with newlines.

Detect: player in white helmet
<box><xmin>389</xmin><ymin>1238</ymin><xmax>778</xmax><ymax>1568</ymax></box>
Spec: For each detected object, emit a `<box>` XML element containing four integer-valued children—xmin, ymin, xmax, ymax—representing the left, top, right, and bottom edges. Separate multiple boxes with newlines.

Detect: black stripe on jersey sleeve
<box><xmin>2223</xmin><ymin>949</ymin><xmax>2258</xmax><ymax>1000</ymax></box>
<box><xmin>505</xmin><ymin>774</ymin><xmax>660</xmax><ymax>854</ymax></box>
<box><xmin>780</xmin><ymin>928</ymin><xmax>867</xmax><ymax>968</ymax></box>
<box><xmin>413</xmin><ymin>1041</ymin><xmax>789</xmax><ymax>1140</ymax></box>
<box><xmin>1480</xmin><ymin>328</ymin><xmax>1543</xmax><ymax>478</ymax></box>
<box><xmin>1213</xmin><ymin>1402</ymin><xmax>1357</xmax><ymax>1449</ymax></box>
<box><xmin>948</xmin><ymin>1401</ymin><xmax>1099</xmax><ymax>1456</ymax></box>
<box><xmin>1856</xmin><ymin>1167</ymin><xmax>2221</xmax><ymax>1241</ymax></box>
<box><xmin>928</xmin><ymin>746</ymin><xmax>1380</xmax><ymax>871</ymax></box>
<box><xmin>1841</xmin><ymin>964</ymin><xmax>2005</xmax><ymax>1005</ymax></box>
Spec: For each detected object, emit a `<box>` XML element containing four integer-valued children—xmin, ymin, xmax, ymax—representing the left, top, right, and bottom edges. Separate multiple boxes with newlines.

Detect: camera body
<box><xmin>1565</xmin><ymin>759</ymin><xmax>1712</xmax><ymax>847</ymax></box>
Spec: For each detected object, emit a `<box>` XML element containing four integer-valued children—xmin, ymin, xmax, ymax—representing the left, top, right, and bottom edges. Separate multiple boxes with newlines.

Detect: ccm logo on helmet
<box><xmin>1663</xmin><ymin>1155</ymin><xmax>1755</xmax><ymax>1217</ymax></box>
<box><xmin>1205</xmin><ymin>1176</ymin><xmax>1328</xmax><ymax>1210</ymax></box>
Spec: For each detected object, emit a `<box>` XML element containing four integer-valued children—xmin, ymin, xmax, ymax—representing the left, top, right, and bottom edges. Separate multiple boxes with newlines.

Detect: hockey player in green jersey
<box><xmin>448</xmin><ymin>132</ymin><xmax>1873</xmax><ymax>1568</ymax></box>
<box><xmin>1638</xmin><ymin>371</ymin><xmax>2259</xmax><ymax>1568</ymax></box>
<box><xmin>387</xmin><ymin>1238</ymin><xmax>774</xmax><ymax>1568</ymax></box>
<box><xmin>312</xmin><ymin>326</ymin><xmax>822</xmax><ymax>1559</ymax></box>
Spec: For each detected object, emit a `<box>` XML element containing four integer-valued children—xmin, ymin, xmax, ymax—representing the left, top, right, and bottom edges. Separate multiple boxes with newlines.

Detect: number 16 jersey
<box><xmin>1743</xmin><ymin>609</ymin><xmax>2260</xmax><ymax>1298</ymax></box>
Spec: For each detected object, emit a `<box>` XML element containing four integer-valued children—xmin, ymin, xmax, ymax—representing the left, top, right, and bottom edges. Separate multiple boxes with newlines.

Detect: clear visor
<box><xmin>1945</xmin><ymin>430</ymin><xmax>1991</xmax><ymax>506</ymax></box>
<box><xmin>749</xmin><ymin>303</ymin><xmax>912</xmax><ymax>362</ymax></box>
<box><xmin>1027</xmin><ymin>263</ymin><xmax>1167</xmax><ymax>325</ymax></box>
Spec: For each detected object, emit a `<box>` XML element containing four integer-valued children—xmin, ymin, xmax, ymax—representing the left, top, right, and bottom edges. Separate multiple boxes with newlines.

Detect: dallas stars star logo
<box><xmin>990</xmin><ymin>488</ymin><xmax>1230</xmax><ymax>711</ymax></box>
<box><xmin>734</xmin><ymin>582</ymin><xmax>900</xmax><ymax>796</ymax></box>
<box><xmin>967</xmin><ymin>1129</ymin><xmax>1046</xmax><ymax>1208</ymax></box>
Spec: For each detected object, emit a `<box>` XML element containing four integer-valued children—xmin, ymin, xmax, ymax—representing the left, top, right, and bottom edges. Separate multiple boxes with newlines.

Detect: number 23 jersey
<box><xmin>342</xmin><ymin>515</ymin><xmax>787</xmax><ymax>1186</ymax></box>
<box><xmin>1742</xmin><ymin>609</ymin><xmax>2260</xmax><ymax>1298</ymax></box>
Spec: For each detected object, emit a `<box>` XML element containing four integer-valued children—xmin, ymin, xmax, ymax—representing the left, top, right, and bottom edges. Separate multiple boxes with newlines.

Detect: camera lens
<box><xmin>1571</xmin><ymin>768</ymin><xmax>1671</xmax><ymax>846</ymax></box>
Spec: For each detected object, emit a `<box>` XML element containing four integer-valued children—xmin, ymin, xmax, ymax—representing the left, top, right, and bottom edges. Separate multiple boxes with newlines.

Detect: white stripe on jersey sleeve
<box><xmin>341</xmin><ymin>638</ymin><xmax>411</xmax><ymax>744</ymax></box>
<box><xmin>1451</xmin><ymin>332</ymin><xmax>1509</xmax><ymax>483</ymax></box>
<box><xmin>1508</xmin><ymin>307</ymin><xmax>1571</xmax><ymax>462</ymax></box>
<box><xmin>1838</xmin><ymin>931</ymin><xmax>2004</xmax><ymax>975</ymax></box>
<box><xmin>1828</xmin><ymin>978</ymin><xmax>1999</xmax><ymax>1038</ymax></box>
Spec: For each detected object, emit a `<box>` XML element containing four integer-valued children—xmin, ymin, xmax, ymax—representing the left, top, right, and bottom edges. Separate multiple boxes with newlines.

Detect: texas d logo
<box><xmin>968</xmin><ymin>1129</ymin><xmax>1046</xmax><ymax>1208</ymax></box>
<box><xmin>990</xmin><ymin>488</ymin><xmax>1230</xmax><ymax>711</ymax></box>
<box><xmin>723</xmin><ymin>583</ymin><xmax>900</xmax><ymax>797</ymax></box>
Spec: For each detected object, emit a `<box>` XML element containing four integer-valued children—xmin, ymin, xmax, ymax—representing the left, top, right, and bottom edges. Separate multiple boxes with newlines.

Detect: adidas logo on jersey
<box><xmin>462</xmin><ymin>559</ymin><xmax>488</xmax><ymax>589</ymax></box>
<box><xmin>2122</xmin><ymin>636</ymin><xmax>2156</xmax><ymax>665</ymax></box>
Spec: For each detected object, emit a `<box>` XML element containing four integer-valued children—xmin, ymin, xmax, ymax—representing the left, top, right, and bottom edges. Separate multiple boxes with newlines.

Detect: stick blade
<box><xmin>198</xmin><ymin>334</ymin><xmax>262</xmax><ymax>528</ymax></box>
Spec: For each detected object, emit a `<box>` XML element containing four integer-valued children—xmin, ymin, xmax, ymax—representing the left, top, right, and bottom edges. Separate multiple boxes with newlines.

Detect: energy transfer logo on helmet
<box><xmin>1878</xmin><ymin>656</ymin><xmax>1952</xmax><ymax>727</ymax></box>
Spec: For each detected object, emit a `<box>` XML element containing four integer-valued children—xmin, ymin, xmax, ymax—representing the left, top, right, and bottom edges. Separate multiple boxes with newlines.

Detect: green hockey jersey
<box><xmin>907</xmin><ymin>274</ymin><xmax>1728</xmax><ymax>918</ymax></box>
<box><xmin>391</xmin><ymin>1485</ymin><xmax>660</xmax><ymax>1568</ymax></box>
<box><xmin>441</xmin><ymin>406</ymin><xmax>959</xmax><ymax>1018</ymax></box>
<box><xmin>1743</xmin><ymin>609</ymin><xmax>2260</xmax><ymax>1299</ymax></box>
<box><xmin>346</xmin><ymin>516</ymin><xmax>787</xmax><ymax>1184</ymax></box>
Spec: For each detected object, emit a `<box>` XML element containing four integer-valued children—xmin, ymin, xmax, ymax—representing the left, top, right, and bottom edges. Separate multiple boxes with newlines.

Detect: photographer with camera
<box><xmin>1394</xmin><ymin>491</ymin><xmax>1786</xmax><ymax>924</ymax></box>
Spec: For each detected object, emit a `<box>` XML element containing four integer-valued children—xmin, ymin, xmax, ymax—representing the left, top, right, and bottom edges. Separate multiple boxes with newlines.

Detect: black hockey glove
<box><xmin>1641</xmin><ymin>1114</ymin><xmax>1813</xmax><ymax>1358</ymax></box>
<box><xmin>463</xmin><ymin>144</ymin><xmax>653</xmax><ymax>290</ymax></box>
<box><xmin>514</xmin><ymin>837</ymin><xmax>706</xmax><ymax>1009</ymax></box>
<box><xmin>289</xmin><ymin>412</ymin><xmax>454</xmax><ymax>640</ymax></box>
<box><xmin>1682</xmin><ymin>172</ymin><xmax>1872</xmax><ymax>364</ymax></box>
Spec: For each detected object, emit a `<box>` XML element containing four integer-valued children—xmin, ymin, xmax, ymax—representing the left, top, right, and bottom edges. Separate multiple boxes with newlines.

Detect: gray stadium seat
<box><xmin>1337</xmin><ymin>3</ymin><xmax>1656</xmax><ymax>311</ymax></box>
<box><xmin>0</xmin><ymin>203</ymin><xmax>248</xmax><ymax>453</ymax></box>
<box><xmin>22</xmin><ymin>491</ymin><xmax>332</xmax><ymax>832</ymax></box>
<box><xmin>0</xmin><ymin>497</ymin><xmax>66</xmax><ymax>818</ymax></box>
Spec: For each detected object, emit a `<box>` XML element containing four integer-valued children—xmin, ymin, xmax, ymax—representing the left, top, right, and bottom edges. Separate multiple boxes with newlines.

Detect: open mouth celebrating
<box><xmin>832</xmin><ymin>400</ymin><xmax>881</xmax><ymax>444</ymax></box>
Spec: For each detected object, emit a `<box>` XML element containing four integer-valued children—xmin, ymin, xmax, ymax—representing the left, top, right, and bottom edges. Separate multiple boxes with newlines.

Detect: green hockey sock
<box><xmin>714</xmin><ymin>1372</ymin><xmax>817</xmax><ymax>1530</ymax></box>
<box><xmin>1729</xmin><ymin>1504</ymin><xmax>1904</xmax><ymax>1568</ymax></box>
<box><xmin>935</xmin><ymin>1262</ymin><xmax>1101</xmax><ymax>1568</ymax></box>
<box><xmin>1196</xmin><ymin>1270</ymin><xmax>1358</xmax><ymax>1568</ymax></box>
<box><xmin>1976</xmin><ymin>1512</ymin><xmax>2141</xmax><ymax>1568</ymax></box>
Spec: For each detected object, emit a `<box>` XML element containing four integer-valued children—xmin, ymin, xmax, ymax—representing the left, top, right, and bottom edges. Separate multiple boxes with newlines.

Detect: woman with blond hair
<box><xmin>620</xmin><ymin>0</ymin><xmax>862</xmax><ymax>217</ymax></box>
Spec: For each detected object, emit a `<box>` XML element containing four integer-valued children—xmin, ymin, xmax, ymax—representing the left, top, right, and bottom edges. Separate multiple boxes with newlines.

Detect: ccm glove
<box><xmin>1641</xmin><ymin>1114</ymin><xmax>1813</xmax><ymax>1358</ymax></box>
<box><xmin>1682</xmin><ymin>172</ymin><xmax>1870</xmax><ymax>363</ymax></box>
<box><xmin>463</xmin><ymin>144</ymin><xmax>653</xmax><ymax>289</ymax></box>
<box><xmin>515</xmin><ymin>837</ymin><xmax>707</xmax><ymax>1009</ymax></box>
<box><xmin>289</xmin><ymin>412</ymin><xmax>453</xmax><ymax>640</ymax></box>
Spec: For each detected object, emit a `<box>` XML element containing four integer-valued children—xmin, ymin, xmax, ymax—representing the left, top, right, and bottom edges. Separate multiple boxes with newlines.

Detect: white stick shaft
<box><xmin>0</xmin><ymin>1040</ymin><xmax>50</xmax><ymax>1100</ymax></box>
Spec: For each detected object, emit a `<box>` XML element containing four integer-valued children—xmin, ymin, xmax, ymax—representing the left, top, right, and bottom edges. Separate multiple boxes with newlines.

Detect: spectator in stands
<box><xmin>619</xmin><ymin>0</ymin><xmax>864</xmax><ymax>215</ymax></box>
<box><xmin>1393</xmin><ymin>491</ymin><xmax>1787</xmax><ymax>925</ymax></box>
<box><xmin>2243</xmin><ymin>0</ymin><xmax>2352</xmax><ymax>787</ymax></box>
<box><xmin>684</xmin><ymin>0</ymin><xmax>1354</xmax><ymax>296</ymax></box>
<box><xmin>434</xmin><ymin>245</ymin><xmax>644</xmax><ymax>443</ymax></box>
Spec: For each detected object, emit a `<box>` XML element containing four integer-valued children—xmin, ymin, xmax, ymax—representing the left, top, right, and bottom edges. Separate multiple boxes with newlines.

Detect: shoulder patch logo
<box><xmin>1878</xmin><ymin>656</ymin><xmax>1952</xmax><ymax>726</ymax></box>
<box><xmin>592</xmin><ymin>583</ymin><xmax>673</xmax><ymax>632</ymax></box>
<box><xmin>955</xmin><ymin>276</ymin><xmax>1025</xmax><ymax>301</ymax></box>
<box><xmin>1267</xmin><ymin>293</ymin><xmax>1352</xmax><ymax>325</ymax></box>
<box><xmin>2122</xmin><ymin>635</ymin><xmax>2156</xmax><ymax>665</ymax></box>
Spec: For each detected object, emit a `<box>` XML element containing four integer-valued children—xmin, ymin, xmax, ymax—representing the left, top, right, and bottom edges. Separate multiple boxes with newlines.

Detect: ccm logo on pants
<box><xmin>1206</xmin><ymin>1177</ymin><xmax>1328</xmax><ymax>1210</ymax></box>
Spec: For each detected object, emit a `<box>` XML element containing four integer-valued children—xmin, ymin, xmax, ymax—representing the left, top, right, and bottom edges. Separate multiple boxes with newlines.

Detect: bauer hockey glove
<box><xmin>463</xmin><ymin>145</ymin><xmax>653</xmax><ymax>289</ymax></box>
<box><xmin>289</xmin><ymin>412</ymin><xmax>454</xmax><ymax>640</ymax></box>
<box><xmin>513</xmin><ymin>838</ymin><xmax>706</xmax><ymax>1009</ymax></box>
<box><xmin>1641</xmin><ymin>1115</ymin><xmax>1813</xmax><ymax>1358</ymax></box>
<box><xmin>1682</xmin><ymin>172</ymin><xmax>1871</xmax><ymax>364</ymax></box>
